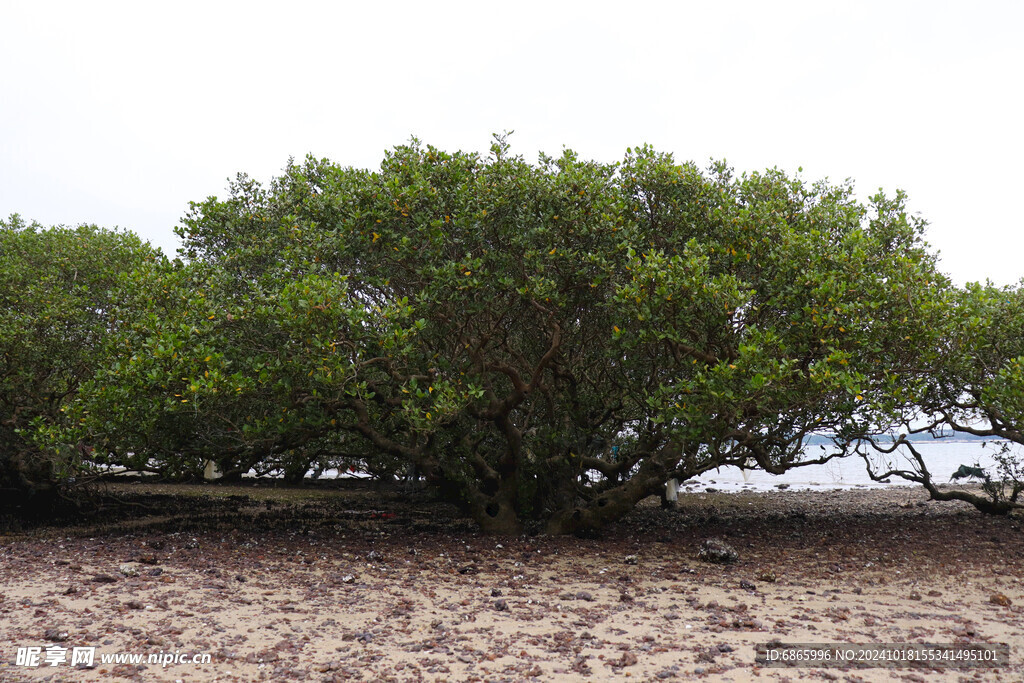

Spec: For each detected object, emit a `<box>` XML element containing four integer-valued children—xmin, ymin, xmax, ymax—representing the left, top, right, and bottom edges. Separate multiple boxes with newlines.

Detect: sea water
<box><xmin>284</xmin><ymin>440</ymin><xmax>1021</xmax><ymax>493</ymax></box>
<box><xmin>691</xmin><ymin>440</ymin><xmax>1019</xmax><ymax>492</ymax></box>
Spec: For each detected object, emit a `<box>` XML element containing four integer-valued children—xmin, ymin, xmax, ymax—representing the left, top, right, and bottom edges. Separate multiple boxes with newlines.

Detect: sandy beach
<box><xmin>1</xmin><ymin>482</ymin><xmax>1022</xmax><ymax>682</ymax></box>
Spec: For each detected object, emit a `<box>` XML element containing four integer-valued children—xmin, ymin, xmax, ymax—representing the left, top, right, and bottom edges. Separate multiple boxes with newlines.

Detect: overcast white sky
<box><xmin>2</xmin><ymin>0</ymin><xmax>1021</xmax><ymax>285</ymax></box>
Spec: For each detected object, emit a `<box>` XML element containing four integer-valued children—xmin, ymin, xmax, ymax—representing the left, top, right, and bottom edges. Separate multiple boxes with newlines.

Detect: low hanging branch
<box><xmin>859</xmin><ymin>436</ymin><xmax>1023</xmax><ymax>516</ymax></box>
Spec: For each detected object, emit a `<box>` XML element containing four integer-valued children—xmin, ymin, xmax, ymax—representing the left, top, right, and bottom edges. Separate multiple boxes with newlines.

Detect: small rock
<box><xmin>493</xmin><ymin>599</ymin><xmax>508</xmax><ymax>611</ymax></box>
<box><xmin>756</xmin><ymin>569</ymin><xmax>777</xmax><ymax>582</ymax></box>
<box><xmin>776</xmin><ymin>483</ymin><xmax>790</xmax><ymax>490</ymax></box>
<box><xmin>619</xmin><ymin>592</ymin><xmax>634</xmax><ymax>603</ymax></box>
<box><xmin>490</xmin><ymin>588</ymin><xmax>503</xmax><ymax>597</ymax></box>
<box><xmin>739</xmin><ymin>579</ymin><xmax>756</xmax><ymax>592</ymax></box>
<box><xmin>90</xmin><ymin>574</ymin><xmax>117</xmax><ymax>584</ymax></box>
<box><xmin>575</xmin><ymin>591</ymin><xmax>594</xmax><ymax>602</ymax></box>
<box><xmin>698</xmin><ymin>538</ymin><xmax>738</xmax><ymax>564</ymax></box>
<box><xmin>624</xmin><ymin>555</ymin><xmax>639</xmax><ymax>565</ymax></box>
<box><xmin>614</xmin><ymin>651</ymin><xmax>639</xmax><ymax>667</ymax></box>
<box><xmin>908</xmin><ymin>592</ymin><xmax>922</xmax><ymax>601</ymax></box>
<box><xmin>119</xmin><ymin>564</ymin><xmax>139</xmax><ymax>577</ymax></box>
<box><xmin>990</xmin><ymin>593</ymin><xmax>1012</xmax><ymax>607</ymax></box>
<box><xmin>126</xmin><ymin>600</ymin><xmax>144</xmax><ymax>610</ymax></box>
<box><xmin>341</xmin><ymin>574</ymin><xmax>356</xmax><ymax>584</ymax></box>
<box><xmin>44</xmin><ymin>628</ymin><xmax>69</xmax><ymax>642</ymax></box>
<box><xmin>926</xmin><ymin>589</ymin><xmax>942</xmax><ymax>597</ymax></box>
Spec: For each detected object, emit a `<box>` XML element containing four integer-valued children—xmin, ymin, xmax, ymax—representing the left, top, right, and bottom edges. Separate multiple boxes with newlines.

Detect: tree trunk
<box><xmin>543</xmin><ymin>472</ymin><xmax>661</xmax><ymax>535</ymax></box>
<box><xmin>472</xmin><ymin>496</ymin><xmax>524</xmax><ymax>535</ymax></box>
<box><xmin>465</xmin><ymin>472</ymin><xmax>524</xmax><ymax>535</ymax></box>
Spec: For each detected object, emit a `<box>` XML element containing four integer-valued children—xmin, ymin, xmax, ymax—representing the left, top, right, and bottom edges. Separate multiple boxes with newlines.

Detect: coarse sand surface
<box><xmin>1</xmin><ymin>481</ymin><xmax>1022</xmax><ymax>682</ymax></box>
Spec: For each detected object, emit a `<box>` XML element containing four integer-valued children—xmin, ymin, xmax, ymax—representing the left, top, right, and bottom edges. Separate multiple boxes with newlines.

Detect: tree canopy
<box><xmin>859</xmin><ymin>282</ymin><xmax>1024</xmax><ymax>514</ymax></box>
<box><xmin>0</xmin><ymin>216</ymin><xmax>163</xmax><ymax>511</ymax></box>
<box><xmin>61</xmin><ymin>139</ymin><xmax>952</xmax><ymax>533</ymax></box>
